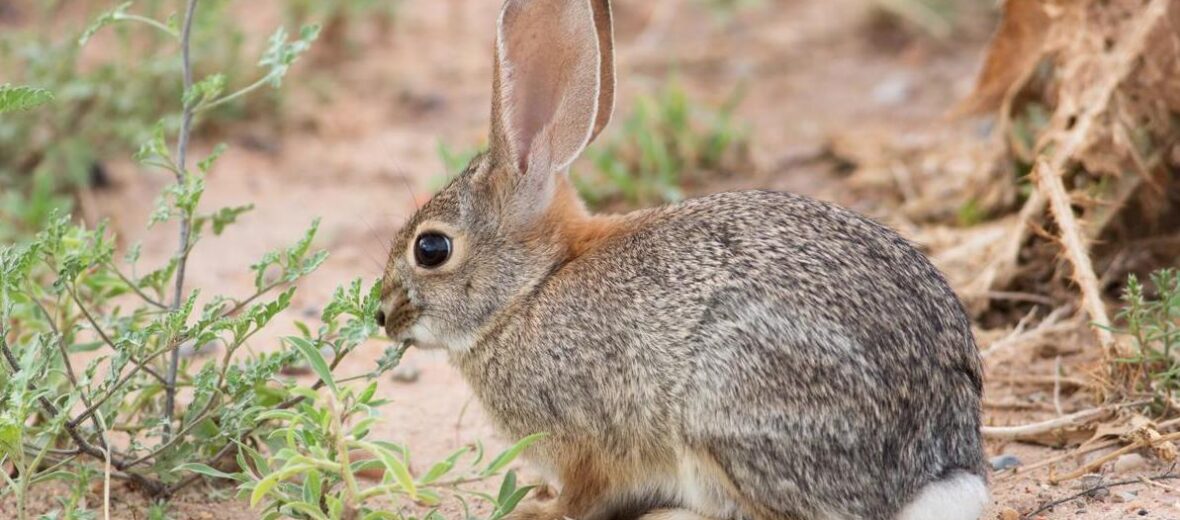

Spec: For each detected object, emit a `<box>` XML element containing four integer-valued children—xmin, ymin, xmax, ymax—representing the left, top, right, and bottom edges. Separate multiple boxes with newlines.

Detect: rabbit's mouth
<box><xmin>379</xmin><ymin>288</ymin><xmax>474</xmax><ymax>351</ymax></box>
<box><xmin>378</xmin><ymin>290</ymin><xmax>421</xmax><ymax>340</ymax></box>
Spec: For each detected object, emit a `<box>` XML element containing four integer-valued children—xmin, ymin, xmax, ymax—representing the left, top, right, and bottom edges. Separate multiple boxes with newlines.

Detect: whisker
<box><xmin>398</xmin><ymin>174</ymin><xmax>421</xmax><ymax>209</ymax></box>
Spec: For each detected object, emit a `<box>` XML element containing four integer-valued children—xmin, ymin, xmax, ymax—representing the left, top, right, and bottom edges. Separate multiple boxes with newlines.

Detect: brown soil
<box><xmin>6</xmin><ymin>0</ymin><xmax>1180</xmax><ymax>519</ymax></box>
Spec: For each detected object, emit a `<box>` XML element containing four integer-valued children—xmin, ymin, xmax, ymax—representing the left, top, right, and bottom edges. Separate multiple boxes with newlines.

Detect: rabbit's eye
<box><xmin>414</xmin><ymin>232</ymin><xmax>452</xmax><ymax>268</ymax></box>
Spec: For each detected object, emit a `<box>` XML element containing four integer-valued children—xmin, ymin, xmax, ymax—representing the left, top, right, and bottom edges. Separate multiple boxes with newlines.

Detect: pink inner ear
<box><xmin>506</xmin><ymin>54</ymin><xmax>560</xmax><ymax>173</ymax></box>
<box><xmin>495</xmin><ymin>0</ymin><xmax>600</xmax><ymax>177</ymax></box>
<box><xmin>501</xmin><ymin>5</ymin><xmax>569</xmax><ymax>174</ymax></box>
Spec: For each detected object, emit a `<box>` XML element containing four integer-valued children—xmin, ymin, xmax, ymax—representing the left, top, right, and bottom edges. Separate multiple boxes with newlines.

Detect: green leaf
<box><xmin>175</xmin><ymin>462</ymin><xmax>236</xmax><ymax>481</ymax></box>
<box><xmin>0</xmin><ymin>84</ymin><xmax>54</xmax><ymax>114</ymax></box>
<box><xmin>283</xmin><ymin>502</ymin><xmax>329</xmax><ymax>520</ymax></box>
<box><xmin>287</xmin><ymin>337</ymin><xmax>336</xmax><ymax>394</ymax></box>
<box><xmin>250</xmin><ymin>464</ymin><xmax>313</xmax><ymax>507</ymax></box>
<box><xmin>198</xmin><ymin>143</ymin><xmax>229</xmax><ymax>174</ymax></box>
<box><xmin>185</xmin><ymin>74</ymin><xmax>228</xmax><ymax>109</ymax></box>
<box><xmin>78</xmin><ymin>2</ymin><xmax>132</xmax><ymax>46</ymax></box>
<box><xmin>374</xmin><ymin>342</ymin><xmax>408</xmax><ymax>376</ymax></box>
<box><xmin>496</xmin><ymin>486</ymin><xmax>534</xmax><ymax>520</ymax></box>
<box><xmin>357</xmin><ymin>440</ymin><xmax>416</xmax><ymax>499</ymax></box>
<box><xmin>301</xmin><ymin>471</ymin><xmax>323</xmax><ymax>513</ymax></box>
<box><xmin>490</xmin><ymin>474</ymin><xmax>534</xmax><ymax>520</ymax></box>
<box><xmin>482</xmin><ymin>433</ymin><xmax>546</xmax><ymax>476</ymax></box>
<box><xmin>259</xmin><ymin>24</ymin><xmax>321</xmax><ymax>88</ymax></box>
<box><xmin>496</xmin><ymin>470</ymin><xmax>517</xmax><ymax>504</ymax></box>
<box><xmin>358</xmin><ymin>380</ymin><xmax>378</xmax><ymax>404</ymax></box>
<box><xmin>325</xmin><ymin>496</ymin><xmax>342</xmax><ymax>519</ymax></box>
<box><xmin>209</xmin><ymin>204</ymin><xmax>254</xmax><ymax>235</ymax></box>
<box><xmin>419</xmin><ymin>446</ymin><xmax>469</xmax><ymax>484</ymax></box>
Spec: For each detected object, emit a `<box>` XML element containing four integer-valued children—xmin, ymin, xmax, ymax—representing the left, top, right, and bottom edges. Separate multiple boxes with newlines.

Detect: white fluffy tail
<box><xmin>896</xmin><ymin>471</ymin><xmax>988</xmax><ymax>520</ymax></box>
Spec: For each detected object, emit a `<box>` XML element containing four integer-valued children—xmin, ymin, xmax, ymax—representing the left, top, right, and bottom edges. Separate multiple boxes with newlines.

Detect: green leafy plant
<box><xmin>225</xmin><ymin>362</ymin><xmax>545</xmax><ymax>520</ymax></box>
<box><xmin>0</xmin><ymin>85</ymin><xmax>54</xmax><ymax>114</ymax></box>
<box><xmin>575</xmin><ymin>81</ymin><xmax>750</xmax><ymax>209</ymax></box>
<box><xmin>1</xmin><ymin>3</ymin><xmax>537</xmax><ymax>519</ymax></box>
<box><xmin>695</xmin><ymin>0</ymin><xmax>763</xmax><ymax>21</ymax></box>
<box><xmin>1113</xmin><ymin>269</ymin><xmax>1180</xmax><ymax>402</ymax></box>
<box><xmin>0</xmin><ymin>1</ymin><xmax>325</xmax><ymax>516</ymax></box>
<box><xmin>284</xmin><ymin>0</ymin><xmax>402</xmax><ymax>52</ymax></box>
<box><xmin>0</xmin><ymin>0</ymin><xmax>265</xmax><ymax>242</ymax></box>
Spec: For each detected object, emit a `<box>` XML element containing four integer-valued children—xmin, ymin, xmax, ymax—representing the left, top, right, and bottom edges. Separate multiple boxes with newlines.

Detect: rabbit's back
<box><xmin>662</xmin><ymin>191</ymin><xmax>986</xmax><ymax>518</ymax></box>
<box><xmin>460</xmin><ymin>190</ymin><xmax>984</xmax><ymax>519</ymax></box>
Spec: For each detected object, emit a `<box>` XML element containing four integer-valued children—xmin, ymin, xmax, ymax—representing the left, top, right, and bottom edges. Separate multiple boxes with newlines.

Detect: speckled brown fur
<box><xmin>378</xmin><ymin>1</ymin><xmax>986</xmax><ymax>519</ymax></box>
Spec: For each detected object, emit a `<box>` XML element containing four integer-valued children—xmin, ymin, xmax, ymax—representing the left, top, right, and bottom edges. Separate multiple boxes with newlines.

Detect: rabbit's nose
<box><xmin>375</xmin><ymin>309</ymin><xmax>387</xmax><ymax>327</ymax></box>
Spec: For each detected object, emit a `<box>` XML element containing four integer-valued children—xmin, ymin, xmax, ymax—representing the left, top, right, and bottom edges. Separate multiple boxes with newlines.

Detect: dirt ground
<box><xmin>7</xmin><ymin>0</ymin><xmax>1180</xmax><ymax>518</ymax></box>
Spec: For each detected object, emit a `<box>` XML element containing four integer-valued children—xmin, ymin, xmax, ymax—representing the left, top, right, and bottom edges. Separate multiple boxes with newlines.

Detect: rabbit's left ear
<box><xmin>489</xmin><ymin>0</ymin><xmax>615</xmax><ymax>181</ymax></box>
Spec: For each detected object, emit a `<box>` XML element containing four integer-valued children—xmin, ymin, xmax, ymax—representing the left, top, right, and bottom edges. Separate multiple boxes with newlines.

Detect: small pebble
<box><xmin>990</xmin><ymin>454</ymin><xmax>1022</xmax><ymax>471</ymax></box>
<box><xmin>870</xmin><ymin>73</ymin><xmax>913</xmax><ymax>106</ymax></box>
<box><xmin>1114</xmin><ymin>453</ymin><xmax>1148</xmax><ymax>473</ymax></box>
<box><xmin>302</xmin><ymin>305</ymin><xmax>320</xmax><ymax>318</ymax></box>
<box><xmin>1138</xmin><ymin>509</ymin><xmax>1148</xmax><ymax>516</ymax></box>
<box><xmin>1114</xmin><ymin>491</ymin><xmax>1138</xmax><ymax>503</ymax></box>
<box><xmin>1076</xmin><ymin>473</ymin><xmax>1104</xmax><ymax>492</ymax></box>
<box><xmin>390</xmin><ymin>363</ymin><xmax>420</xmax><ymax>383</ymax></box>
<box><xmin>998</xmin><ymin>507</ymin><xmax>1020</xmax><ymax>520</ymax></box>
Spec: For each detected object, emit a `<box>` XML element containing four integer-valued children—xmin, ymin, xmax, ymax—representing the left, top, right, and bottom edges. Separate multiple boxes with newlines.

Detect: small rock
<box><xmin>871</xmin><ymin>73</ymin><xmax>913</xmax><ymax>107</ymax></box>
<box><xmin>1081</xmin><ymin>446</ymin><xmax>1119</xmax><ymax>466</ymax></box>
<box><xmin>1114</xmin><ymin>453</ymin><xmax>1148</xmax><ymax>474</ymax></box>
<box><xmin>1138</xmin><ymin>509</ymin><xmax>1148</xmax><ymax>516</ymax></box>
<box><xmin>1077</xmin><ymin>473</ymin><xmax>1104</xmax><ymax>489</ymax></box>
<box><xmin>302</xmin><ymin>305</ymin><xmax>320</xmax><ymax>318</ymax></box>
<box><xmin>390</xmin><ymin>362</ymin><xmax>420</xmax><ymax>383</ymax></box>
<box><xmin>1086</xmin><ymin>486</ymin><xmax>1109</xmax><ymax>499</ymax></box>
<box><xmin>998</xmin><ymin>506</ymin><xmax>1020</xmax><ymax>520</ymax></box>
<box><xmin>1113</xmin><ymin>491</ymin><xmax>1138</xmax><ymax>503</ymax></box>
<box><xmin>990</xmin><ymin>454</ymin><xmax>1022</xmax><ymax>471</ymax></box>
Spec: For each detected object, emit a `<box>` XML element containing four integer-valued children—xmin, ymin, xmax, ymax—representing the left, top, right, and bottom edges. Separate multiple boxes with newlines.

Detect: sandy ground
<box><xmin>6</xmin><ymin>0</ymin><xmax>1180</xmax><ymax>518</ymax></box>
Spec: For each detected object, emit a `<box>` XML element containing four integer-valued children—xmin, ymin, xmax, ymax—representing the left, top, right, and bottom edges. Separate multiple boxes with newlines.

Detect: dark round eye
<box><xmin>414</xmin><ymin>232</ymin><xmax>452</xmax><ymax>268</ymax></box>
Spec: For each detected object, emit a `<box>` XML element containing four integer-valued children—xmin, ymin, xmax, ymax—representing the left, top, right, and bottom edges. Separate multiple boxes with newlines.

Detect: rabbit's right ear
<box><xmin>487</xmin><ymin>0</ymin><xmax>615</xmax><ymax>214</ymax></box>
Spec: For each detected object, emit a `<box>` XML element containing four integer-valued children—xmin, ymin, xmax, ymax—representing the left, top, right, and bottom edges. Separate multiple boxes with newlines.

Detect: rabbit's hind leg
<box><xmin>501</xmin><ymin>447</ymin><xmax>638</xmax><ymax>520</ymax></box>
<box><xmin>895</xmin><ymin>470</ymin><xmax>987</xmax><ymax>520</ymax></box>
<box><xmin>638</xmin><ymin>509</ymin><xmax>717</xmax><ymax>520</ymax></box>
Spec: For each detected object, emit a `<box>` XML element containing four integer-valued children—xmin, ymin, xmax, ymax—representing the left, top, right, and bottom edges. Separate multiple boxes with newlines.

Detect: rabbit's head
<box><xmin>378</xmin><ymin>0</ymin><xmax>615</xmax><ymax>351</ymax></box>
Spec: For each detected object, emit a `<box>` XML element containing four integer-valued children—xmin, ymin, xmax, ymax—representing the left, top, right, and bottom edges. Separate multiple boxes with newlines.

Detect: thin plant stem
<box><xmin>70</xmin><ymin>286</ymin><xmax>167</xmax><ymax>384</ymax></box>
<box><xmin>116</xmin><ymin>14</ymin><xmax>180</xmax><ymax>38</ymax></box>
<box><xmin>164</xmin><ymin>0</ymin><xmax>201</xmax><ymax>442</ymax></box>
<box><xmin>197</xmin><ymin>74</ymin><xmax>273</xmax><ymax>113</ymax></box>
<box><xmin>106</xmin><ymin>261</ymin><xmax>168</xmax><ymax>309</ymax></box>
<box><xmin>27</xmin><ymin>289</ymin><xmax>110</xmax><ymax>450</ymax></box>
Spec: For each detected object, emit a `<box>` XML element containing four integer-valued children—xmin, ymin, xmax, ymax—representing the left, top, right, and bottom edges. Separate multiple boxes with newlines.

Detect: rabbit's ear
<box><xmin>588</xmin><ymin>0</ymin><xmax>615</xmax><ymax>144</ymax></box>
<box><xmin>489</xmin><ymin>0</ymin><xmax>611</xmax><ymax>181</ymax></box>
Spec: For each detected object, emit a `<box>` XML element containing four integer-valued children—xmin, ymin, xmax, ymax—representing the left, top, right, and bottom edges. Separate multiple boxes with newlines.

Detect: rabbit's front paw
<box><xmin>500</xmin><ymin>497</ymin><xmax>564</xmax><ymax>520</ymax></box>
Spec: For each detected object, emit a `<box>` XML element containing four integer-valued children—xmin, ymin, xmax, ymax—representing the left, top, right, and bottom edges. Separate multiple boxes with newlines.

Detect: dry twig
<box><xmin>982</xmin><ymin>0</ymin><xmax>1174</xmax><ymax>342</ymax></box>
<box><xmin>982</xmin><ymin>406</ymin><xmax>1113</xmax><ymax>442</ymax></box>
<box><xmin>1032</xmin><ymin>158</ymin><xmax>1117</xmax><ymax>354</ymax></box>
<box><xmin>1027</xmin><ymin>465</ymin><xmax>1179</xmax><ymax>518</ymax></box>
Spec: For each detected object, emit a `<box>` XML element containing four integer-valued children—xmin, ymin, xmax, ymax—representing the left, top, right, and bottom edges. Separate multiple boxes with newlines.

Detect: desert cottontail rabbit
<box><xmin>377</xmin><ymin>0</ymin><xmax>987</xmax><ymax>518</ymax></box>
